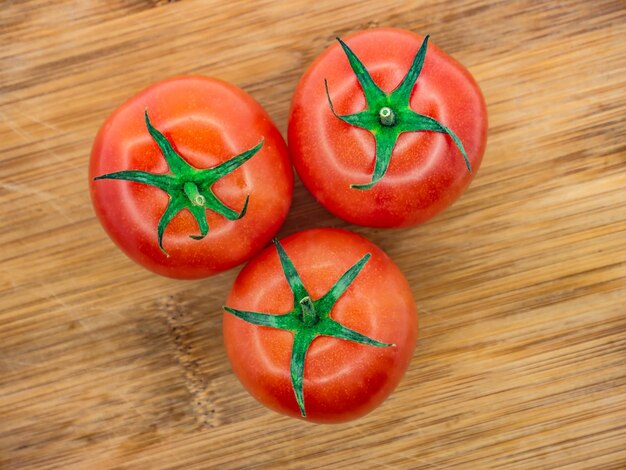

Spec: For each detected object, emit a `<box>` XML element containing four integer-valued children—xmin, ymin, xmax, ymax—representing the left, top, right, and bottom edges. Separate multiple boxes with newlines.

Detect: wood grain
<box><xmin>1</xmin><ymin>0</ymin><xmax>625</xmax><ymax>468</ymax></box>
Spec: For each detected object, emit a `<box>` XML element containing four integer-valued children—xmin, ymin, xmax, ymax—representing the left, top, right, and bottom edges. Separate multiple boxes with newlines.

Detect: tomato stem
<box><xmin>183</xmin><ymin>182</ymin><xmax>206</xmax><ymax>207</ymax></box>
<box><xmin>379</xmin><ymin>106</ymin><xmax>396</xmax><ymax>126</ymax></box>
<box><xmin>299</xmin><ymin>296</ymin><xmax>318</xmax><ymax>327</ymax></box>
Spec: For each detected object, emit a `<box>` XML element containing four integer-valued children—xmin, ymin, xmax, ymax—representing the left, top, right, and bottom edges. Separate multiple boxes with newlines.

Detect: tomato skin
<box><xmin>223</xmin><ymin>228</ymin><xmax>417</xmax><ymax>423</ymax></box>
<box><xmin>90</xmin><ymin>76</ymin><xmax>293</xmax><ymax>279</ymax></box>
<box><xmin>288</xmin><ymin>28</ymin><xmax>487</xmax><ymax>227</ymax></box>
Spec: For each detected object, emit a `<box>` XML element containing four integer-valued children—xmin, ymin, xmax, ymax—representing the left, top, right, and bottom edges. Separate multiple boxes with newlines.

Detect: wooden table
<box><xmin>1</xmin><ymin>1</ymin><xmax>625</xmax><ymax>468</ymax></box>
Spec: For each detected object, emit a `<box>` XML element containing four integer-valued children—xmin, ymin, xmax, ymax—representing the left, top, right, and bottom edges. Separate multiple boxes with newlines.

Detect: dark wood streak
<box><xmin>154</xmin><ymin>295</ymin><xmax>223</xmax><ymax>428</ymax></box>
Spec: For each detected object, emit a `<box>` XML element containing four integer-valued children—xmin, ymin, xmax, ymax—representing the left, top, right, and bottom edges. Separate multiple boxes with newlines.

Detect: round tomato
<box><xmin>223</xmin><ymin>228</ymin><xmax>417</xmax><ymax>423</ymax></box>
<box><xmin>288</xmin><ymin>28</ymin><xmax>487</xmax><ymax>227</ymax></box>
<box><xmin>90</xmin><ymin>76</ymin><xmax>293</xmax><ymax>279</ymax></box>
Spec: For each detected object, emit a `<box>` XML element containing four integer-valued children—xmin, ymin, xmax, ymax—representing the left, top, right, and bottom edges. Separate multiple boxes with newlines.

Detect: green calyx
<box><xmin>325</xmin><ymin>35</ymin><xmax>471</xmax><ymax>190</ymax></box>
<box><xmin>223</xmin><ymin>239</ymin><xmax>393</xmax><ymax>417</ymax></box>
<box><xmin>94</xmin><ymin>110</ymin><xmax>262</xmax><ymax>255</ymax></box>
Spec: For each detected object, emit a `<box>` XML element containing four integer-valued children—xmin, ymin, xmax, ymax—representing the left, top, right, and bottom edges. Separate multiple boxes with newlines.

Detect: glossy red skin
<box><xmin>90</xmin><ymin>76</ymin><xmax>293</xmax><ymax>279</ymax></box>
<box><xmin>223</xmin><ymin>228</ymin><xmax>417</xmax><ymax>423</ymax></box>
<box><xmin>288</xmin><ymin>28</ymin><xmax>487</xmax><ymax>227</ymax></box>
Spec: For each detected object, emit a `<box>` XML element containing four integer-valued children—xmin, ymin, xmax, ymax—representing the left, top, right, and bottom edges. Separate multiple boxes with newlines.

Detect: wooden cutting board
<box><xmin>1</xmin><ymin>1</ymin><xmax>625</xmax><ymax>468</ymax></box>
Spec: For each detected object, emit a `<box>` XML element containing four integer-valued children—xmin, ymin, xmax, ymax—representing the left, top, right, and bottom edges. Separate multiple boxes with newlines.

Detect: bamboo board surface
<box><xmin>1</xmin><ymin>0</ymin><xmax>625</xmax><ymax>468</ymax></box>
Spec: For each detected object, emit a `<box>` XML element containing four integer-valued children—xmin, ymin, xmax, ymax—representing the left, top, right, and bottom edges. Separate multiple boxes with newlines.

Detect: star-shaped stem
<box><xmin>94</xmin><ymin>110</ymin><xmax>262</xmax><ymax>255</ymax></box>
<box><xmin>325</xmin><ymin>35</ymin><xmax>471</xmax><ymax>189</ymax></box>
<box><xmin>224</xmin><ymin>239</ymin><xmax>393</xmax><ymax>417</ymax></box>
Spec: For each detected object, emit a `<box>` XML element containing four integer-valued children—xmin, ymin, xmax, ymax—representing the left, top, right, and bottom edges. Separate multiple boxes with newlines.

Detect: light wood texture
<box><xmin>1</xmin><ymin>0</ymin><xmax>625</xmax><ymax>468</ymax></box>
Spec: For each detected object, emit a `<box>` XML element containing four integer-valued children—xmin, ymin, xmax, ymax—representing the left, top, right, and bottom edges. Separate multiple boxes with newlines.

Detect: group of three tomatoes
<box><xmin>89</xmin><ymin>29</ymin><xmax>487</xmax><ymax>423</ymax></box>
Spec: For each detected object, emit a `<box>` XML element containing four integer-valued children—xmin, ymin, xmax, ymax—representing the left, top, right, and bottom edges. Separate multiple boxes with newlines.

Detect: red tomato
<box><xmin>288</xmin><ymin>28</ymin><xmax>487</xmax><ymax>227</ymax></box>
<box><xmin>223</xmin><ymin>228</ymin><xmax>417</xmax><ymax>423</ymax></box>
<box><xmin>90</xmin><ymin>76</ymin><xmax>293</xmax><ymax>279</ymax></box>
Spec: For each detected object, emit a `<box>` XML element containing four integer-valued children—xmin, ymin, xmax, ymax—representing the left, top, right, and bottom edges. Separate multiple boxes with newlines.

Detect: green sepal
<box><xmin>350</xmin><ymin>129</ymin><xmax>397</xmax><ymax>190</ymax></box>
<box><xmin>397</xmin><ymin>111</ymin><xmax>471</xmax><ymax>173</ymax></box>
<box><xmin>290</xmin><ymin>330</ymin><xmax>317</xmax><ymax>416</ymax></box>
<box><xmin>187</xmin><ymin>204</ymin><xmax>209</xmax><ymax>241</ymax></box>
<box><xmin>93</xmin><ymin>170</ymin><xmax>176</xmax><ymax>191</ymax></box>
<box><xmin>223</xmin><ymin>240</ymin><xmax>393</xmax><ymax>417</ymax></box>
<box><xmin>198</xmin><ymin>139</ymin><xmax>264</xmax><ymax>187</ymax></box>
<box><xmin>144</xmin><ymin>110</ymin><xmax>191</xmax><ymax>175</ymax></box>
<box><xmin>317</xmin><ymin>319</ymin><xmax>393</xmax><ymax>347</ymax></box>
<box><xmin>336</xmin><ymin>37</ymin><xmax>386</xmax><ymax>106</ymax></box>
<box><xmin>223</xmin><ymin>307</ymin><xmax>299</xmax><ymax>330</ymax></box>
<box><xmin>324</xmin><ymin>80</ymin><xmax>380</xmax><ymax>130</ymax></box>
<box><xmin>273</xmin><ymin>238</ymin><xmax>310</xmax><ymax>307</ymax></box>
<box><xmin>315</xmin><ymin>253</ymin><xmax>371</xmax><ymax>314</ymax></box>
<box><xmin>391</xmin><ymin>35</ymin><xmax>429</xmax><ymax>105</ymax></box>
<box><xmin>157</xmin><ymin>194</ymin><xmax>186</xmax><ymax>255</ymax></box>
<box><xmin>324</xmin><ymin>34</ymin><xmax>471</xmax><ymax>189</ymax></box>
<box><xmin>204</xmin><ymin>190</ymin><xmax>250</xmax><ymax>221</ymax></box>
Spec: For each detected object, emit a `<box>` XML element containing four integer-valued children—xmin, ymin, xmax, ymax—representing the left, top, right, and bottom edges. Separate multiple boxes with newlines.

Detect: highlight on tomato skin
<box><xmin>288</xmin><ymin>28</ymin><xmax>488</xmax><ymax>228</ymax></box>
<box><xmin>223</xmin><ymin>228</ymin><xmax>418</xmax><ymax>423</ymax></box>
<box><xmin>89</xmin><ymin>76</ymin><xmax>293</xmax><ymax>279</ymax></box>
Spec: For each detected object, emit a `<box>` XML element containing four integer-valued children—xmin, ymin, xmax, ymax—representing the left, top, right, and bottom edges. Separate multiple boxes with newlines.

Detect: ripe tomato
<box><xmin>90</xmin><ymin>76</ymin><xmax>293</xmax><ymax>279</ymax></box>
<box><xmin>223</xmin><ymin>228</ymin><xmax>417</xmax><ymax>423</ymax></box>
<box><xmin>288</xmin><ymin>28</ymin><xmax>487</xmax><ymax>227</ymax></box>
